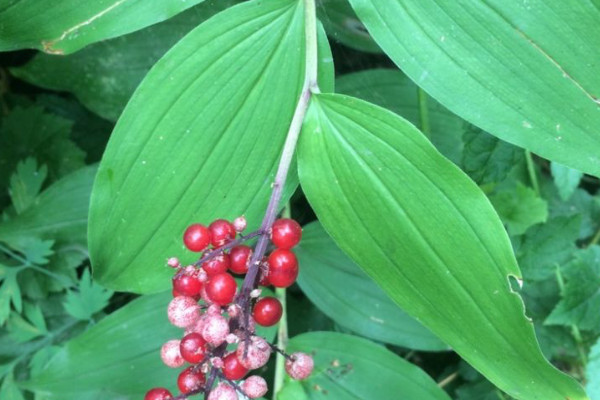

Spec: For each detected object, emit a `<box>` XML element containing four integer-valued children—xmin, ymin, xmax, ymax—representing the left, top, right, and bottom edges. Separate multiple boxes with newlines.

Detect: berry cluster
<box><xmin>145</xmin><ymin>217</ymin><xmax>313</xmax><ymax>400</ymax></box>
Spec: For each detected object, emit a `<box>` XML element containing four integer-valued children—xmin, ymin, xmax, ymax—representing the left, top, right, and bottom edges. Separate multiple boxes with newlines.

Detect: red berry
<box><xmin>183</xmin><ymin>224</ymin><xmax>211</xmax><ymax>252</ymax></box>
<box><xmin>180</xmin><ymin>332</ymin><xmax>207</xmax><ymax>364</ymax></box>
<box><xmin>177</xmin><ymin>366</ymin><xmax>206</xmax><ymax>393</ymax></box>
<box><xmin>270</xmin><ymin>218</ymin><xmax>302</xmax><ymax>249</ymax></box>
<box><xmin>229</xmin><ymin>245</ymin><xmax>252</xmax><ymax>274</ymax></box>
<box><xmin>202</xmin><ymin>254</ymin><xmax>230</xmax><ymax>276</ymax></box>
<box><xmin>173</xmin><ymin>274</ymin><xmax>203</xmax><ymax>297</ymax></box>
<box><xmin>222</xmin><ymin>352</ymin><xmax>249</xmax><ymax>380</ymax></box>
<box><xmin>209</xmin><ymin>219</ymin><xmax>236</xmax><ymax>247</ymax></box>
<box><xmin>267</xmin><ymin>249</ymin><xmax>298</xmax><ymax>288</ymax></box>
<box><xmin>253</xmin><ymin>297</ymin><xmax>283</xmax><ymax>327</ymax></box>
<box><xmin>206</xmin><ymin>273</ymin><xmax>237</xmax><ymax>305</ymax></box>
<box><xmin>145</xmin><ymin>387</ymin><xmax>172</xmax><ymax>400</ymax></box>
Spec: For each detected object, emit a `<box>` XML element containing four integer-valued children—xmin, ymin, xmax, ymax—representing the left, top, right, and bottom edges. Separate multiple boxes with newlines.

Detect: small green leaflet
<box><xmin>586</xmin><ymin>338</ymin><xmax>600</xmax><ymax>400</ymax></box>
<box><xmin>8</xmin><ymin>158</ymin><xmax>47</xmax><ymax>215</ymax></box>
<box><xmin>0</xmin><ymin>265</ymin><xmax>22</xmax><ymax>325</ymax></box>
<box><xmin>0</xmin><ymin>373</ymin><xmax>25</xmax><ymax>400</ymax></box>
<box><xmin>489</xmin><ymin>182</ymin><xmax>548</xmax><ymax>236</ymax></box>
<box><xmin>63</xmin><ymin>269</ymin><xmax>113</xmax><ymax>321</ymax></box>
<box><xmin>6</xmin><ymin>302</ymin><xmax>48</xmax><ymax>343</ymax></box>
<box><xmin>550</xmin><ymin>162</ymin><xmax>583</xmax><ymax>201</ymax></box>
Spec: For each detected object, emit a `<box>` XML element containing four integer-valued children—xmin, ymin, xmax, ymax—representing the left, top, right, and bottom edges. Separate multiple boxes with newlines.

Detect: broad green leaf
<box><xmin>318</xmin><ymin>0</ymin><xmax>381</xmax><ymax>53</ymax></box>
<box><xmin>489</xmin><ymin>182</ymin><xmax>548</xmax><ymax>236</ymax></box>
<box><xmin>0</xmin><ymin>373</ymin><xmax>25</xmax><ymax>400</ymax></box>
<box><xmin>462</xmin><ymin>126</ymin><xmax>523</xmax><ymax>185</ymax></box>
<box><xmin>545</xmin><ymin>246</ymin><xmax>600</xmax><ymax>333</ymax></box>
<box><xmin>8</xmin><ymin>158</ymin><xmax>47</xmax><ymax>214</ymax></box>
<box><xmin>89</xmin><ymin>0</ymin><xmax>334</xmax><ymax>293</ymax></box>
<box><xmin>63</xmin><ymin>269</ymin><xmax>113</xmax><ymax>321</ymax></box>
<box><xmin>587</xmin><ymin>338</ymin><xmax>600</xmax><ymax>400</ymax></box>
<box><xmin>297</xmin><ymin>93</ymin><xmax>587</xmax><ymax>400</ymax></box>
<box><xmin>348</xmin><ymin>0</ymin><xmax>600</xmax><ymax>177</ymax></box>
<box><xmin>0</xmin><ymin>0</ymin><xmax>211</xmax><ymax>54</ymax></box>
<box><xmin>285</xmin><ymin>332</ymin><xmax>451</xmax><ymax>400</ymax></box>
<box><xmin>296</xmin><ymin>221</ymin><xmax>447</xmax><ymax>351</ymax></box>
<box><xmin>277</xmin><ymin>380</ymin><xmax>308</xmax><ymax>400</ymax></box>
<box><xmin>551</xmin><ymin>162</ymin><xmax>583</xmax><ymax>202</ymax></box>
<box><xmin>10</xmin><ymin>1</ymin><xmax>240</xmax><ymax>121</ymax></box>
<box><xmin>0</xmin><ymin>166</ymin><xmax>96</xmax><ymax>247</ymax></box>
<box><xmin>336</xmin><ymin>68</ymin><xmax>464</xmax><ymax>164</ymax></box>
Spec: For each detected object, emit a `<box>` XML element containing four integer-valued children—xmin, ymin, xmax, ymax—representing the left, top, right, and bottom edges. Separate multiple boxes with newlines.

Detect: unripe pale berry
<box><xmin>185</xmin><ymin>315</ymin><xmax>206</xmax><ymax>335</ymax></box>
<box><xmin>253</xmin><ymin>297</ymin><xmax>283</xmax><ymax>327</ymax></box>
<box><xmin>233</xmin><ymin>216</ymin><xmax>247</xmax><ymax>232</ymax></box>
<box><xmin>242</xmin><ymin>375</ymin><xmax>268</xmax><ymax>399</ymax></box>
<box><xmin>167</xmin><ymin>296</ymin><xmax>200</xmax><ymax>328</ymax></box>
<box><xmin>202</xmin><ymin>314</ymin><xmax>230</xmax><ymax>346</ymax></box>
<box><xmin>209</xmin><ymin>219</ymin><xmax>236</xmax><ymax>247</ymax></box>
<box><xmin>208</xmin><ymin>382</ymin><xmax>238</xmax><ymax>400</ymax></box>
<box><xmin>183</xmin><ymin>224</ymin><xmax>211</xmax><ymax>252</ymax></box>
<box><xmin>145</xmin><ymin>387</ymin><xmax>172</xmax><ymax>400</ymax></box>
<box><xmin>236</xmin><ymin>336</ymin><xmax>272</xmax><ymax>370</ymax></box>
<box><xmin>167</xmin><ymin>257</ymin><xmax>180</xmax><ymax>268</ymax></box>
<box><xmin>285</xmin><ymin>352</ymin><xmax>314</xmax><ymax>380</ymax></box>
<box><xmin>177</xmin><ymin>366</ymin><xmax>206</xmax><ymax>393</ymax></box>
<box><xmin>206</xmin><ymin>273</ymin><xmax>237</xmax><ymax>306</ymax></box>
<box><xmin>180</xmin><ymin>332</ymin><xmax>207</xmax><ymax>364</ymax></box>
<box><xmin>160</xmin><ymin>339</ymin><xmax>184</xmax><ymax>368</ymax></box>
<box><xmin>270</xmin><ymin>218</ymin><xmax>302</xmax><ymax>249</ymax></box>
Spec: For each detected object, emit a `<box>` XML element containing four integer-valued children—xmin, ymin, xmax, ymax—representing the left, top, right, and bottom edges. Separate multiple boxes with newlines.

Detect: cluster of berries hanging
<box><xmin>145</xmin><ymin>216</ymin><xmax>313</xmax><ymax>400</ymax></box>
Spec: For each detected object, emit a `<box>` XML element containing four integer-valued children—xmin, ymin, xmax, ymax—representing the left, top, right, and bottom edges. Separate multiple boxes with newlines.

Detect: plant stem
<box><xmin>588</xmin><ymin>226</ymin><xmax>600</xmax><ymax>247</ymax></box>
<box><xmin>525</xmin><ymin>151</ymin><xmax>540</xmax><ymax>195</ymax></box>
<box><xmin>417</xmin><ymin>87</ymin><xmax>431</xmax><ymax>139</ymax></box>
<box><xmin>272</xmin><ymin>286</ymin><xmax>289</xmax><ymax>399</ymax></box>
<box><xmin>437</xmin><ymin>371</ymin><xmax>458</xmax><ymax>388</ymax></box>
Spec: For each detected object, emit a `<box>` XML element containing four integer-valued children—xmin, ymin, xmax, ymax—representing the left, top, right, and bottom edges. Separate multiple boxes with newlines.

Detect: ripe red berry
<box><xmin>172</xmin><ymin>273</ymin><xmax>203</xmax><ymax>297</ymax></box>
<box><xmin>253</xmin><ymin>297</ymin><xmax>283</xmax><ymax>326</ymax></box>
<box><xmin>222</xmin><ymin>352</ymin><xmax>249</xmax><ymax>380</ymax></box>
<box><xmin>180</xmin><ymin>332</ymin><xmax>207</xmax><ymax>364</ymax></box>
<box><xmin>202</xmin><ymin>254</ymin><xmax>230</xmax><ymax>276</ymax></box>
<box><xmin>267</xmin><ymin>249</ymin><xmax>298</xmax><ymax>288</ymax></box>
<box><xmin>229</xmin><ymin>245</ymin><xmax>252</xmax><ymax>274</ymax></box>
<box><xmin>209</xmin><ymin>219</ymin><xmax>236</xmax><ymax>247</ymax></box>
<box><xmin>177</xmin><ymin>366</ymin><xmax>206</xmax><ymax>394</ymax></box>
<box><xmin>205</xmin><ymin>273</ymin><xmax>237</xmax><ymax>305</ymax></box>
<box><xmin>270</xmin><ymin>218</ymin><xmax>302</xmax><ymax>249</ymax></box>
<box><xmin>145</xmin><ymin>387</ymin><xmax>172</xmax><ymax>400</ymax></box>
<box><xmin>183</xmin><ymin>224</ymin><xmax>211</xmax><ymax>252</ymax></box>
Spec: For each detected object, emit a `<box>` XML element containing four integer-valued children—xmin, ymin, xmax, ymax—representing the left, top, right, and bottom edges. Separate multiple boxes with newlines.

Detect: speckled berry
<box><xmin>167</xmin><ymin>296</ymin><xmax>200</xmax><ymax>328</ymax></box>
<box><xmin>236</xmin><ymin>336</ymin><xmax>272</xmax><ymax>370</ymax></box>
<box><xmin>208</xmin><ymin>382</ymin><xmax>238</xmax><ymax>400</ymax></box>
<box><xmin>160</xmin><ymin>339</ymin><xmax>184</xmax><ymax>368</ymax></box>
<box><xmin>145</xmin><ymin>387</ymin><xmax>172</xmax><ymax>400</ymax></box>
<box><xmin>201</xmin><ymin>314</ymin><xmax>230</xmax><ymax>346</ymax></box>
<box><xmin>242</xmin><ymin>375</ymin><xmax>268</xmax><ymax>399</ymax></box>
<box><xmin>285</xmin><ymin>352</ymin><xmax>314</xmax><ymax>380</ymax></box>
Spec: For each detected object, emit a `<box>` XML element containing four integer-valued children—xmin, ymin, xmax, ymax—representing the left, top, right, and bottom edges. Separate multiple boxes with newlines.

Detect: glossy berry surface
<box><xmin>253</xmin><ymin>297</ymin><xmax>283</xmax><ymax>326</ymax></box>
<box><xmin>145</xmin><ymin>387</ymin><xmax>172</xmax><ymax>400</ymax></box>
<box><xmin>229</xmin><ymin>245</ymin><xmax>252</xmax><ymax>274</ymax></box>
<box><xmin>177</xmin><ymin>366</ymin><xmax>206</xmax><ymax>394</ymax></box>
<box><xmin>183</xmin><ymin>224</ymin><xmax>211</xmax><ymax>252</ymax></box>
<box><xmin>172</xmin><ymin>274</ymin><xmax>203</xmax><ymax>297</ymax></box>
<box><xmin>209</xmin><ymin>219</ymin><xmax>236</xmax><ymax>247</ymax></box>
<box><xmin>202</xmin><ymin>254</ymin><xmax>230</xmax><ymax>276</ymax></box>
<box><xmin>222</xmin><ymin>352</ymin><xmax>249</xmax><ymax>380</ymax></box>
<box><xmin>205</xmin><ymin>273</ymin><xmax>237</xmax><ymax>305</ymax></box>
<box><xmin>267</xmin><ymin>249</ymin><xmax>298</xmax><ymax>288</ymax></box>
<box><xmin>180</xmin><ymin>332</ymin><xmax>207</xmax><ymax>364</ymax></box>
<box><xmin>270</xmin><ymin>218</ymin><xmax>302</xmax><ymax>249</ymax></box>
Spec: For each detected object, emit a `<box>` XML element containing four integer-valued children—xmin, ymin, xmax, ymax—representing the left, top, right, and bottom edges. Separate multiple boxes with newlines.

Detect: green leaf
<box><xmin>318</xmin><ymin>0</ymin><xmax>381</xmax><ymax>53</ymax></box>
<box><xmin>8</xmin><ymin>158</ymin><xmax>47</xmax><ymax>214</ymax></box>
<box><xmin>0</xmin><ymin>0</ymin><xmax>213</xmax><ymax>54</ymax></box>
<box><xmin>6</xmin><ymin>302</ymin><xmax>48</xmax><ymax>343</ymax></box>
<box><xmin>462</xmin><ymin>125</ymin><xmax>523</xmax><ymax>185</ymax></box>
<box><xmin>89</xmin><ymin>0</ymin><xmax>334</xmax><ymax>293</ymax></box>
<box><xmin>551</xmin><ymin>162</ymin><xmax>583</xmax><ymax>202</ymax></box>
<box><xmin>0</xmin><ymin>266</ymin><xmax>22</xmax><ymax>324</ymax></box>
<box><xmin>63</xmin><ymin>269</ymin><xmax>113</xmax><ymax>321</ymax></box>
<box><xmin>336</xmin><ymin>68</ymin><xmax>464</xmax><ymax>164</ymax></box>
<box><xmin>296</xmin><ymin>221</ymin><xmax>447</xmax><ymax>351</ymax></box>
<box><xmin>489</xmin><ymin>182</ymin><xmax>548</xmax><ymax>236</ymax></box>
<box><xmin>297</xmin><ymin>93</ymin><xmax>586</xmax><ymax>400</ymax></box>
<box><xmin>545</xmin><ymin>246</ymin><xmax>600</xmax><ymax>333</ymax></box>
<box><xmin>0</xmin><ymin>166</ymin><xmax>96</xmax><ymax>248</ymax></box>
<box><xmin>347</xmin><ymin>0</ymin><xmax>600</xmax><ymax>177</ymax></box>
<box><xmin>10</xmin><ymin>1</ymin><xmax>240</xmax><ymax>121</ymax></box>
<box><xmin>0</xmin><ymin>373</ymin><xmax>25</xmax><ymax>400</ymax></box>
<box><xmin>285</xmin><ymin>332</ymin><xmax>451</xmax><ymax>400</ymax></box>
<box><xmin>278</xmin><ymin>380</ymin><xmax>308</xmax><ymax>400</ymax></box>
<box><xmin>515</xmin><ymin>216</ymin><xmax>581</xmax><ymax>281</ymax></box>
<box><xmin>586</xmin><ymin>338</ymin><xmax>600</xmax><ymax>400</ymax></box>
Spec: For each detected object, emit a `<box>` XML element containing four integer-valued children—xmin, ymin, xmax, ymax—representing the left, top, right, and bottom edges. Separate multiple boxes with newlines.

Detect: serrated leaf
<box><xmin>462</xmin><ymin>125</ymin><xmax>523</xmax><ymax>185</ymax></box>
<box><xmin>286</xmin><ymin>332</ymin><xmax>451</xmax><ymax>400</ymax></box>
<box><xmin>296</xmin><ymin>221</ymin><xmax>447</xmax><ymax>351</ymax></box>
<box><xmin>11</xmin><ymin>0</ymin><xmax>240</xmax><ymax>121</ymax></box>
<box><xmin>8</xmin><ymin>158</ymin><xmax>47</xmax><ymax>214</ymax></box>
<box><xmin>6</xmin><ymin>302</ymin><xmax>48</xmax><ymax>343</ymax></box>
<box><xmin>348</xmin><ymin>0</ymin><xmax>600</xmax><ymax>177</ymax></box>
<box><xmin>489</xmin><ymin>182</ymin><xmax>548</xmax><ymax>236</ymax></box>
<box><xmin>586</xmin><ymin>338</ymin><xmax>600</xmax><ymax>400</ymax></box>
<box><xmin>0</xmin><ymin>267</ymin><xmax>22</xmax><ymax>324</ymax></box>
<box><xmin>551</xmin><ymin>162</ymin><xmax>583</xmax><ymax>202</ymax></box>
<box><xmin>63</xmin><ymin>269</ymin><xmax>112</xmax><ymax>321</ymax></box>
<box><xmin>0</xmin><ymin>373</ymin><xmax>25</xmax><ymax>400</ymax></box>
<box><xmin>335</xmin><ymin>68</ymin><xmax>465</xmax><ymax>164</ymax></box>
<box><xmin>515</xmin><ymin>216</ymin><xmax>581</xmax><ymax>281</ymax></box>
<box><xmin>89</xmin><ymin>0</ymin><xmax>334</xmax><ymax>293</ymax></box>
<box><xmin>545</xmin><ymin>246</ymin><xmax>600</xmax><ymax>333</ymax></box>
<box><xmin>298</xmin><ymin>93</ymin><xmax>586</xmax><ymax>400</ymax></box>
<box><xmin>0</xmin><ymin>0</ymin><xmax>212</xmax><ymax>54</ymax></box>
<box><xmin>17</xmin><ymin>238</ymin><xmax>54</xmax><ymax>265</ymax></box>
